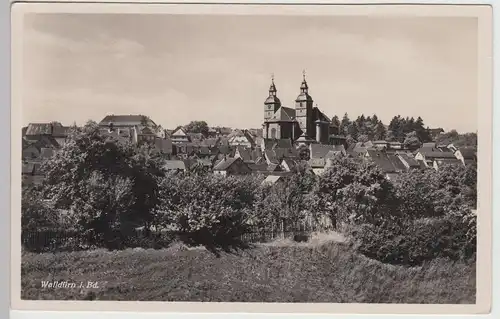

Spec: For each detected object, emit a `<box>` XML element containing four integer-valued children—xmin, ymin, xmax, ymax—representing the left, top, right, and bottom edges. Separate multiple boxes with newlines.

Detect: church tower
<box><xmin>295</xmin><ymin>70</ymin><xmax>314</xmax><ymax>138</ymax></box>
<box><xmin>264</xmin><ymin>75</ymin><xmax>281</xmax><ymax>121</ymax></box>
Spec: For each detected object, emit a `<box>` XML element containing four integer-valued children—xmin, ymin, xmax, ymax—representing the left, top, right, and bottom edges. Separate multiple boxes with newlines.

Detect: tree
<box><xmin>374</xmin><ymin>121</ymin><xmax>387</xmax><ymax>141</ymax></box>
<box><xmin>403</xmin><ymin>131</ymin><xmax>422</xmax><ymax>150</ymax></box>
<box><xmin>156</xmin><ymin>173</ymin><xmax>261</xmax><ymax>248</ymax></box>
<box><xmin>392</xmin><ymin>169</ymin><xmax>440</xmax><ymax>219</ymax></box>
<box><xmin>313</xmin><ymin>157</ymin><xmax>398</xmax><ymax>228</ymax></box>
<box><xmin>414</xmin><ymin>117</ymin><xmax>432</xmax><ymax>143</ymax></box>
<box><xmin>40</xmin><ymin>121</ymin><xmax>165</xmax><ymax>247</ymax></box>
<box><xmin>388</xmin><ymin>116</ymin><xmax>404</xmax><ymax>142</ymax></box>
<box><xmin>331</xmin><ymin>115</ymin><xmax>341</xmax><ymax>129</ymax></box>
<box><xmin>297</xmin><ymin>144</ymin><xmax>310</xmax><ymax>161</ymax></box>
<box><xmin>340</xmin><ymin>113</ymin><xmax>351</xmax><ymax>136</ymax></box>
<box><xmin>184</xmin><ymin>121</ymin><xmax>209</xmax><ymax>137</ymax></box>
<box><xmin>357</xmin><ymin>134</ymin><xmax>369</xmax><ymax>143</ymax></box>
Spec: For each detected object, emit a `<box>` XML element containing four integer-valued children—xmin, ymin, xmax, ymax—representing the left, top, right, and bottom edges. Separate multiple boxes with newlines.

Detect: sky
<box><xmin>21</xmin><ymin>13</ymin><xmax>478</xmax><ymax>133</ymax></box>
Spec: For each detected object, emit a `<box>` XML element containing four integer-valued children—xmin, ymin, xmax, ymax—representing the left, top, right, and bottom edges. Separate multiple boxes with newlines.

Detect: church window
<box><xmin>271</xmin><ymin>128</ymin><xmax>277</xmax><ymax>139</ymax></box>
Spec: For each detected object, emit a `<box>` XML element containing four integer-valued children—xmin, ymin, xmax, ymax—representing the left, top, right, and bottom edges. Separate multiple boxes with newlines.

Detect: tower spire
<box><xmin>302</xmin><ymin>69</ymin><xmax>306</xmax><ymax>81</ymax></box>
<box><xmin>269</xmin><ymin>73</ymin><xmax>277</xmax><ymax>96</ymax></box>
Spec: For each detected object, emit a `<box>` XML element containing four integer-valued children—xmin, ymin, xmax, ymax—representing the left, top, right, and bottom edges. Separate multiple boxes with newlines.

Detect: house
<box><xmin>415</xmin><ymin>147</ymin><xmax>459</xmax><ymax>168</ymax></box>
<box><xmin>234</xmin><ymin>146</ymin><xmax>254</xmax><ymax>163</ymax></box>
<box><xmin>24</xmin><ymin>122</ymin><xmax>70</xmax><ymax>147</ymax></box>
<box><xmin>310</xmin><ymin>144</ymin><xmax>346</xmax><ymax>159</ymax></box>
<box><xmin>22</xmin><ymin>144</ymin><xmax>41</xmax><ymax>160</ymax></box>
<box><xmin>388</xmin><ymin>141</ymin><xmax>403</xmax><ymax>150</ymax></box>
<box><xmin>454</xmin><ymin>147</ymin><xmax>477</xmax><ymax>166</ymax></box>
<box><xmin>248</xmin><ymin>163</ymin><xmax>270</xmax><ymax>174</ymax></box>
<box><xmin>162</xmin><ymin>160</ymin><xmax>186</xmax><ymax>172</ymax></box>
<box><xmin>396</xmin><ymin>152</ymin><xmax>421</xmax><ymax>170</ymax></box>
<box><xmin>365</xmin><ymin>150</ymin><xmax>403</xmax><ymax>179</ymax></box>
<box><xmin>170</xmin><ymin>127</ymin><xmax>190</xmax><ymax>144</ymax></box>
<box><xmin>429</xmin><ymin>128</ymin><xmax>445</xmax><ymax>140</ymax></box>
<box><xmin>153</xmin><ymin>137</ymin><xmax>173</xmax><ymax>155</ymax></box>
<box><xmin>228</xmin><ymin>130</ymin><xmax>255</xmax><ymax>148</ymax></box>
<box><xmin>347</xmin><ymin>142</ymin><xmax>372</xmax><ymax>158</ymax></box>
<box><xmin>373</xmin><ymin>140</ymin><xmax>388</xmax><ymax>150</ymax></box>
<box><xmin>99</xmin><ymin>114</ymin><xmax>157</xmax><ymax>129</ymax></box>
<box><xmin>213</xmin><ymin>157</ymin><xmax>252</xmax><ymax>176</ymax></box>
<box><xmin>22</xmin><ymin>162</ymin><xmax>44</xmax><ymax>186</ymax></box>
<box><xmin>100</xmin><ymin>126</ymin><xmax>137</xmax><ymax>144</ymax></box>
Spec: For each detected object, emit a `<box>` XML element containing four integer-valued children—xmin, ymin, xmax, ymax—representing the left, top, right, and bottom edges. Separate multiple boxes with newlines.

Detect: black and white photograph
<box><xmin>11</xmin><ymin>2</ymin><xmax>493</xmax><ymax>313</ymax></box>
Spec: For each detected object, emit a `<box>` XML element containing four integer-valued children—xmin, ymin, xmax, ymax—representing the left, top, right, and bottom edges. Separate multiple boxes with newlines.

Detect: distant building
<box><xmin>454</xmin><ymin>147</ymin><xmax>477</xmax><ymax>166</ymax></box>
<box><xmin>262</xmin><ymin>73</ymin><xmax>345</xmax><ymax>145</ymax></box>
<box><xmin>170</xmin><ymin>127</ymin><xmax>190</xmax><ymax>144</ymax></box>
<box><xmin>213</xmin><ymin>157</ymin><xmax>252</xmax><ymax>176</ymax></box>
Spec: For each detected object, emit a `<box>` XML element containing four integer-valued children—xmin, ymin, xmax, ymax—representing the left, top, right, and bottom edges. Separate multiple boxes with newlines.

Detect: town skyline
<box><xmin>22</xmin><ymin>14</ymin><xmax>478</xmax><ymax>133</ymax></box>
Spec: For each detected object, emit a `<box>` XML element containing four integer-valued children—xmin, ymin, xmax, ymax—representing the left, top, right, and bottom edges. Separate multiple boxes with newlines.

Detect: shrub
<box><xmin>314</xmin><ymin>157</ymin><xmax>399</xmax><ymax>228</ymax></box>
<box><xmin>347</xmin><ymin>208</ymin><xmax>476</xmax><ymax>266</ymax></box>
<box><xmin>155</xmin><ymin>173</ymin><xmax>262</xmax><ymax>248</ymax></box>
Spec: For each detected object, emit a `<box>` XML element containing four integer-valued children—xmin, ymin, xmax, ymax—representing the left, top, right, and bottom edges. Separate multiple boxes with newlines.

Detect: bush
<box><xmin>155</xmin><ymin>173</ymin><xmax>262</xmax><ymax>248</ymax></box>
<box><xmin>348</xmin><ymin>208</ymin><xmax>476</xmax><ymax>266</ymax></box>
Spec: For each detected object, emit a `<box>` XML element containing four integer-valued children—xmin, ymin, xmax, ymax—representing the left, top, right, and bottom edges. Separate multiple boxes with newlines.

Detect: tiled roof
<box><xmin>309</xmin><ymin>158</ymin><xmax>326</xmax><ymax>168</ymax></box>
<box><xmin>263</xmin><ymin>175</ymin><xmax>284</xmax><ymax>185</ymax></box>
<box><xmin>235</xmin><ymin>146</ymin><xmax>252</xmax><ymax>162</ymax></box>
<box><xmin>458</xmin><ymin>147</ymin><xmax>476</xmax><ymax>159</ymax></box>
<box><xmin>281</xmin><ymin>158</ymin><xmax>297</xmax><ymax>170</ymax></box>
<box><xmin>387</xmin><ymin>154</ymin><xmax>406</xmax><ymax>171</ymax></box>
<box><xmin>397</xmin><ymin>153</ymin><xmax>420</xmax><ymax>168</ymax></box>
<box><xmin>213</xmin><ymin>157</ymin><xmax>241</xmax><ymax>171</ymax></box>
<box><xmin>25</xmin><ymin>123</ymin><xmax>63</xmax><ymax>136</ymax></box>
<box><xmin>267</xmin><ymin>163</ymin><xmax>281</xmax><ymax>172</ymax></box>
<box><xmin>99</xmin><ymin>115</ymin><xmax>156</xmax><ymax>127</ymax></box>
<box><xmin>22</xmin><ymin>163</ymin><xmax>35</xmax><ymax>174</ymax></box>
<box><xmin>366</xmin><ymin>150</ymin><xmax>397</xmax><ymax>173</ymax></box>
<box><xmin>248</xmin><ymin>163</ymin><xmax>269</xmax><ymax>172</ymax></box>
<box><xmin>420</xmin><ymin>151</ymin><xmax>457</xmax><ymax>159</ymax></box>
<box><xmin>435</xmin><ymin>158</ymin><xmax>462</xmax><ymax>165</ymax></box>
<box><xmin>271</xmin><ymin>107</ymin><xmax>296</xmax><ymax>121</ymax></box>
<box><xmin>313</xmin><ymin>108</ymin><xmax>331</xmax><ymax>123</ymax></box>
<box><xmin>310</xmin><ymin>144</ymin><xmax>345</xmax><ymax>159</ymax></box>
<box><xmin>163</xmin><ymin>160</ymin><xmax>186</xmax><ymax>171</ymax></box>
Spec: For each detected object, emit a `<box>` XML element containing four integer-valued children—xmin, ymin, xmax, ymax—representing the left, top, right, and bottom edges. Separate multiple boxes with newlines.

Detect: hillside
<box><xmin>21</xmin><ymin>236</ymin><xmax>476</xmax><ymax>303</ymax></box>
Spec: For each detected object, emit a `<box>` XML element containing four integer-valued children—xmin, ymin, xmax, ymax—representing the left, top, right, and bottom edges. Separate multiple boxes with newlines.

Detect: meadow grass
<box><xmin>21</xmin><ymin>232</ymin><xmax>475</xmax><ymax>303</ymax></box>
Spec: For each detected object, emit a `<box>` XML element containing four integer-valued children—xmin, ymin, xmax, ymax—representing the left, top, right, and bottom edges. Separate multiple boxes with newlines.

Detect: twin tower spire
<box><xmin>268</xmin><ymin>70</ymin><xmax>309</xmax><ymax>97</ymax></box>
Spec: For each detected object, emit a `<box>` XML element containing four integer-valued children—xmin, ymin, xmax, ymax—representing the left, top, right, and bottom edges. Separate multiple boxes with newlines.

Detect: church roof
<box><xmin>295</xmin><ymin>92</ymin><xmax>313</xmax><ymax>102</ymax></box>
<box><xmin>265</xmin><ymin>95</ymin><xmax>281</xmax><ymax>105</ymax></box>
<box><xmin>271</xmin><ymin>107</ymin><xmax>296</xmax><ymax>121</ymax></box>
<box><xmin>313</xmin><ymin>108</ymin><xmax>331</xmax><ymax>123</ymax></box>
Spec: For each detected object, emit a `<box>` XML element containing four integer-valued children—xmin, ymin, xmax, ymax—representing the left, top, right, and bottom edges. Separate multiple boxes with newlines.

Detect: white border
<box><xmin>6</xmin><ymin>0</ymin><xmax>498</xmax><ymax>318</ymax></box>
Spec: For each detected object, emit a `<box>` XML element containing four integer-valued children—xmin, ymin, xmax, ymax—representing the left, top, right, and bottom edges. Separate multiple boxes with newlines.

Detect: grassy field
<box><xmin>21</xmin><ymin>233</ymin><xmax>476</xmax><ymax>303</ymax></box>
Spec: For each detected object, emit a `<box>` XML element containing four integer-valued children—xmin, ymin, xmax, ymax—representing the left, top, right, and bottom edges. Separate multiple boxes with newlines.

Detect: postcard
<box><xmin>10</xmin><ymin>1</ymin><xmax>493</xmax><ymax>315</ymax></box>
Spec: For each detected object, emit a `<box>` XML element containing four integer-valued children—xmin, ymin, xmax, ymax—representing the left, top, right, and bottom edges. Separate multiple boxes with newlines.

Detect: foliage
<box><xmin>22</xmin><ymin>187</ymin><xmax>61</xmax><ymax>232</ymax></box>
<box><xmin>403</xmin><ymin>131</ymin><xmax>422</xmax><ymax>150</ymax></box>
<box><xmin>313</xmin><ymin>157</ymin><xmax>398</xmax><ymax>228</ymax></box>
<box><xmin>184</xmin><ymin>120</ymin><xmax>210</xmax><ymax>137</ymax></box>
<box><xmin>38</xmin><ymin>122</ymin><xmax>165</xmax><ymax>249</ymax></box>
<box><xmin>435</xmin><ymin>130</ymin><xmax>477</xmax><ymax>148</ymax></box>
<box><xmin>392</xmin><ymin>169</ymin><xmax>441</xmax><ymax>219</ymax></box>
<box><xmin>348</xmin><ymin>212</ymin><xmax>476</xmax><ymax>266</ymax></box>
<box><xmin>155</xmin><ymin>173</ymin><xmax>262</xmax><ymax>248</ymax></box>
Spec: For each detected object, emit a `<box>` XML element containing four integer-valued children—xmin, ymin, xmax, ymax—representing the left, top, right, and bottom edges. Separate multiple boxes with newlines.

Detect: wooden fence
<box><xmin>22</xmin><ymin>219</ymin><xmax>328</xmax><ymax>252</ymax></box>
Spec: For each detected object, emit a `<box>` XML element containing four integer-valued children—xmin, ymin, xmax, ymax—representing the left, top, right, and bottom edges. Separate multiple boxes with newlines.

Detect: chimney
<box><xmin>316</xmin><ymin>121</ymin><xmax>321</xmax><ymax>143</ymax></box>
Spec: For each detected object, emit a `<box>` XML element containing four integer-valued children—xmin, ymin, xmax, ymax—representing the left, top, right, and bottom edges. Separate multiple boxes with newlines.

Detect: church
<box><xmin>262</xmin><ymin>72</ymin><xmax>345</xmax><ymax>146</ymax></box>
